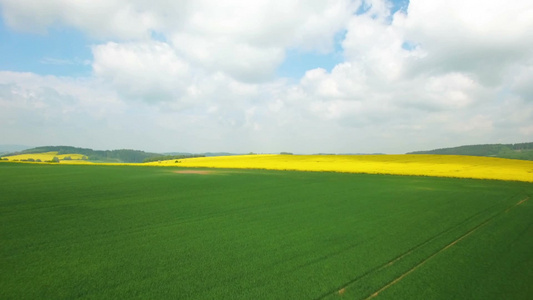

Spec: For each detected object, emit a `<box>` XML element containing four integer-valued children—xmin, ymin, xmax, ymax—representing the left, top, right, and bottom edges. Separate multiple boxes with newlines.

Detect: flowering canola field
<box><xmin>151</xmin><ymin>154</ymin><xmax>533</xmax><ymax>182</ymax></box>
<box><xmin>3</xmin><ymin>152</ymin><xmax>532</xmax><ymax>182</ymax></box>
<box><xmin>2</xmin><ymin>151</ymin><xmax>86</xmax><ymax>162</ymax></box>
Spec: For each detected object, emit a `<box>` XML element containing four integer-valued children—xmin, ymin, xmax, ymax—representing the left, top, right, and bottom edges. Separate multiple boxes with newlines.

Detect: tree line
<box><xmin>6</xmin><ymin>146</ymin><xmax>163</xmax><ymax>163</ymax></box>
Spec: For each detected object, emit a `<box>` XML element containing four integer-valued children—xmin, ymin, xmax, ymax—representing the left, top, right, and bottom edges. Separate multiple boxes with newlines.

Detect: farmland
<box><xmin>2</xmin><ymin>151</ymin><xmax>87</xmax><ymax>162</ymax></box>
<box><xmin>1</xmin><ymin>162</ymin><xmax>532</xmax><ymax>299</ymax></box>
<box><xmin>153</xmin><ymin>154</ymin><xmax>533</xmax><ymax>182</ymax></box>
<box><xmin>3</xmin><ymin>151</ymin><xmax>532</xmax><ymax>182</ymax></box>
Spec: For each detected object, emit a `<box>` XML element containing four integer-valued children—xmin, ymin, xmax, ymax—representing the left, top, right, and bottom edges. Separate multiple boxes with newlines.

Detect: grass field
<box><xmin>1</xmin><ymin>163</ymin><xmax>532</xmax><ymax>299</ymax></box>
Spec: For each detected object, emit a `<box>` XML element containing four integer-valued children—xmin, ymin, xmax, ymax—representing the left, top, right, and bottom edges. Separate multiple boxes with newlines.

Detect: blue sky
<box><xmin>0</xmin><ymin>21</ymin><xmax>92</xmax><ymax>76</ymax></box>
<box><xmin>0</xmin><ymin>0</ymin><xmax>531</xmax><ymax>153</ymax></box>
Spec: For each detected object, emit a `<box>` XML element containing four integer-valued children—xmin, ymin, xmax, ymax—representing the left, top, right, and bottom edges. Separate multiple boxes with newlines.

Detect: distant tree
<box><xmin>51</xmin><ymin>157</ymin><xmax>60</xmax><ymax>163</ymax></box>
<box><xmin>143</xmin><ymin>154</ymin><xmax>205</xmax><ymax>163</ymax></box>
<box><xmin>280</xmin><ymin>152</ymin><xmax>293</xmax><ymax>155</ymax></box>
<box><xmin>63</xmin><ymin>156</ymin><xmax>72</xmax><ymax>160</ymax></box>
<box><xmin>27</xmin><ymin>158</ymin><xmax>35</xmax><ymax>162</ymax></box>
<box><xmin>35</xmin><ymin>159</ymin><xmax>42</xmax><ymax>162</ymax></box>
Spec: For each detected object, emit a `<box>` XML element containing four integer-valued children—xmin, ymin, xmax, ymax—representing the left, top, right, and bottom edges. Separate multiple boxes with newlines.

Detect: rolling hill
<box><xmin>2</xmin><ymin>146</ymin><xmax>161</xmax><ymax>163</ymax></box>
<box><xmin>408</xmin><ymin>142</ymin><xmax>533</xmax><ymax>160</ymax></box>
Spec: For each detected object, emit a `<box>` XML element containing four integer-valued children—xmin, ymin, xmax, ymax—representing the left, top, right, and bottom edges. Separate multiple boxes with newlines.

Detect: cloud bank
<box><xmin>1</xmin><ymin>0</ymin><xmax>532</xmax><ymax>153</ymax></box>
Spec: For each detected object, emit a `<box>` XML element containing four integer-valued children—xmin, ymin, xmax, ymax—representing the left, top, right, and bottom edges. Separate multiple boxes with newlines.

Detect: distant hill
<box><xmin>408</xmin><ymin>142</ymin><xmax>533</xmax><ymax>161</ymax></box>
<box><xmin>0</xmin><ymin>144</ymin><xmax>31</xmax><ymax>155</ymax></box>
<box><xmin>3</xmin><ymin>146</ymin><xmax>162</xmax><ymax>163</ymax></box>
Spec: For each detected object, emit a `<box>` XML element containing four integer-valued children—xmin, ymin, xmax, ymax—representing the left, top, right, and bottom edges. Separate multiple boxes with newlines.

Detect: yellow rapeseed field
<box><xmin>149</xmin><ymin>154</ymin><xmax>533</xmax><ymax>183</ymax></box>
<box><xmin>2</xmin><ymin>152</ymin><xmax>532</xmax><ymax>182</ymax></box>
<box><xmin>1</xmin><ymin>152</ymin><xmax>86</xmax><ymax>162</ymax></box>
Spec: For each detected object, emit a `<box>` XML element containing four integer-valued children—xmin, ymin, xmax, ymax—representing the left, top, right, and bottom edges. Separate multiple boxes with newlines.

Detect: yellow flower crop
<box><xmin>159</xmin><ymin>154</ymin><xmax>533</xmax><ymax>182</ymax></box>
<box><xmin>3</xmin><ymin>152</ymin><xmax>532</xmax><ymax>182</ymax></box>
<box><xmin>1</xmin><ymin>152</ymin><xmax>86</xmax><ymax>162</ymax></box>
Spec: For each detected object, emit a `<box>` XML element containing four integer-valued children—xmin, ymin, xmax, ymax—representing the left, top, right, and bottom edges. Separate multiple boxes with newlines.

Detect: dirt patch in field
<box><xmin>173</xmin><ymin>170</ymin><xmax>214</xmax><ymax>175</ymax></box>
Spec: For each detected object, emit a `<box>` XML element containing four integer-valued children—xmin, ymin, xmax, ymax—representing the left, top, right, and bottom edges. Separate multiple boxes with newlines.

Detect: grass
<box><xmin>1</xmin><ymin>163</ymin><xmax>532</xmax><ymax>299</ymax></box>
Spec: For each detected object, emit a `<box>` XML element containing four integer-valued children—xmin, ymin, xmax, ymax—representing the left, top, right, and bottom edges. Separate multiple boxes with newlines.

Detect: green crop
<box><xmin>1</xmin><ymin>163</ymin><xmax>531</xmax><ymax>299</ymax></box>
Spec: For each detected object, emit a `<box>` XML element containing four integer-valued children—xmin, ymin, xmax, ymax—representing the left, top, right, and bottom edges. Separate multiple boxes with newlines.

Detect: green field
<box><xmin>1</xmin><ymin>163</ymin><xmax>532</xmax><ymax>299</ymax></box>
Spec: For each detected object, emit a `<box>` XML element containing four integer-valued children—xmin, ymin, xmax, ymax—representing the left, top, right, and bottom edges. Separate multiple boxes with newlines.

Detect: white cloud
<box><xmin>0</xmin><ymin>0</ymin><xmax>164</xmax><ymax>39</ymax></box>
<box><xmin>0</xmin><ymin>71</ymin><xmax>133</xmax><ymax>148</ymax></box>
<box><xmin>1</xmin><ymin>0</ymin><xmax>358</xmax><ymax>82</ymax></box>
<box><xmin>169</xmin><ymin>0</ymin><xmax>358</xmax><ymax>81</ymax></box>
<box><xmin>176</xmin><ymin>0</ymin><xmax>357</xmax><ymax>50</ymax></box>
<box><xmin>1</xmin><ymin>0</ymin><xmax>532</xmax><ymax>153</ymax></box>
<box><xmin>508</xmin><ymin>62</ymin><xmax>533</xmax><ymax>101</ymax></box>
<box><xmin>92</xmin><ymin>41</ymin><xmax>191</xmax><ymax>103</ymax></box>
<box><xmin>399</xmin><ymin>0</ymin><xmax>533</xmax><ymax>84</ymax></box>
<box><xmin>170</xmin><ymin>34</ymin><xmax>284</xmax><ymax>82</ymax></box>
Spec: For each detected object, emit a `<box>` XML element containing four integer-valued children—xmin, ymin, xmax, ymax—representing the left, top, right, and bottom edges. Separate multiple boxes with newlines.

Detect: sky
<box><xmin>0</xmin><ymin>0</ymin><xmax>532</xmax><ymax>154</ymax></box>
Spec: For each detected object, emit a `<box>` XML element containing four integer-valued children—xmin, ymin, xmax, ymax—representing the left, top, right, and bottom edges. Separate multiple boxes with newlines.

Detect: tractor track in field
<box><xmin>315</xmin><ymin>196</ymin><xmax>529</xmax><ymax>300</ymax></box>
<box><xmin>315</xmin><ymin>201</ymin><xmax>500</xmax><ymax>300</ymax></box>
<box><xmin>363</xmin><ymin>196</ymin><xmax>529</xmax><ymax>300</ymax></box>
